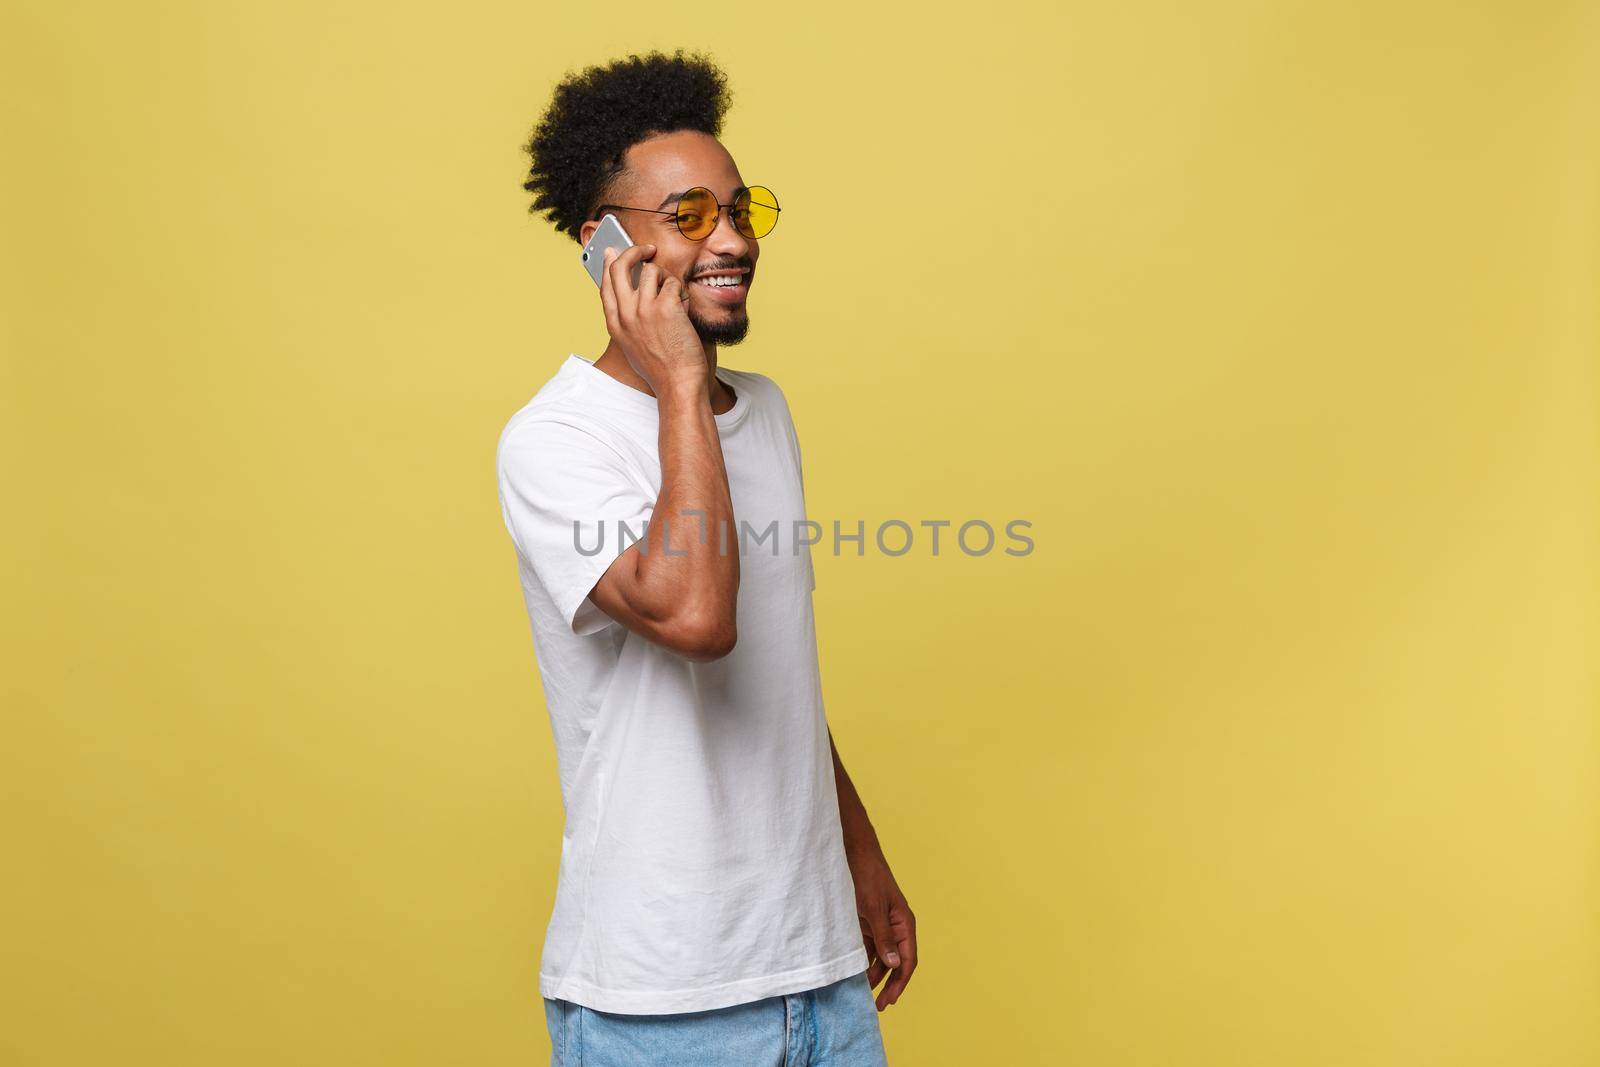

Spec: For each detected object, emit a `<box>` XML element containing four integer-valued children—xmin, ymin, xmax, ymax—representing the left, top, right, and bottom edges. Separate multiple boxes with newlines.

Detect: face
<box><xmin>581</xmin><ymin>130</ymin><xmax>759</xmax><ymax>347</ymax></box>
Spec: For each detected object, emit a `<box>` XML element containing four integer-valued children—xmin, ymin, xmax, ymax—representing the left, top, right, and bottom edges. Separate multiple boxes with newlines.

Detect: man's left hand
<box><xmin>847</xmin><ymin>846</ymin><xmax>917</xmax><ymax>1011</ymax></box>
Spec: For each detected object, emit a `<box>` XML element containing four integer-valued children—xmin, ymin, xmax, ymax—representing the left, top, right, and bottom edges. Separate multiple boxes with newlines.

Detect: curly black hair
<box><xmin>521</xmin><ymin>49</ymin><xmax>734</xmax><ymax>244</ymax></box>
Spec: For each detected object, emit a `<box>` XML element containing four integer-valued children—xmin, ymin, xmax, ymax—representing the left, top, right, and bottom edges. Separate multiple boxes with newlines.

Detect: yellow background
<box><xmin>4</xmin><ymin>1</ymin><xmax>1596</xmax><ymax>1063</ymax></box>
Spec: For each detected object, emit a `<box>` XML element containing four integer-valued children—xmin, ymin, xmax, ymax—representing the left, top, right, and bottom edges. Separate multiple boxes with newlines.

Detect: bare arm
<box><xmin>588</xmin><ymin>375</ymin><xmax>739</xmax><ymax>660</ymax></box>
<box><xmin>585</xmin><ymin>242</ymin><xmax>739</xmax><ymax>661</ymax></box>
<box><xmin>830</xmin><ymin>728</ymin><xmax>884</xmax><ymax>862</ymax></box>
<box><xmin>830</xmin><ymin>727</ymin><xmax>919</xmax><ymax>1010</ymax></box>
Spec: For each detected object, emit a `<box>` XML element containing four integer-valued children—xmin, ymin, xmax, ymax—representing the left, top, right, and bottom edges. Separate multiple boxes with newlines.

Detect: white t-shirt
<box><xmin>495</xmin><ymin>353</ymin><xmax>867</xmax><ymax>1014</ymax></box>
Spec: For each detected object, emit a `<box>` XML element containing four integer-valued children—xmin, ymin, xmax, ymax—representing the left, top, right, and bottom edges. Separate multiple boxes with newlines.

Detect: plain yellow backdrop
<box><xmin>3</xmin><ymin>1</ymin><xmax>1596</xmax><ymax>1064</ymax></box>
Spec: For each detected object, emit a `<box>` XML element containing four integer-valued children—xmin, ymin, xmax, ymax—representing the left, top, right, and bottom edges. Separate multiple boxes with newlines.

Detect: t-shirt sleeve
<box><xmin>497</xmin><ymin>417</ymin><xmax>656</xmax><ymax>636</ymax></box>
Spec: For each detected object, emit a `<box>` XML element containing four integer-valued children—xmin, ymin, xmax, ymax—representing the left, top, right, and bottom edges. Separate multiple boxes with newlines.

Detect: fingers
<box><xmin>866</xmin><ymin>957</ymin><xmax>888</xmax><ymax>991</ymax></box>
<box><xmin>861</xmin><ymin>920</ymin><xmax>888</xmax><ymax>989</ymax></box>
<box><xmin>863</xmin><ymin>905</ymin><xmax>900</xmax><ymax>1011</ymax></box>
<box><xmin>598</xmin><ymin>247</ymin><xmax>619</xmax><ymax>334</ymax></box>
<box><xmin>865</xmin><ymin>907</ymin><xmax>899</xmax><ymax>973</ymax></box>
<box><xmin>605</xmin><ymin>243</ymin><xmax>655</xmax><ymax>321</ymax></box>
<box><xmin>637</xmin><ymin>259</ymin><xmax>662</xmax><ymax>301</ymax></box>
<box><xmin>877</xmin><ymin>905</ymin><xmax>917</xmax><ymax>1009</ymax></box>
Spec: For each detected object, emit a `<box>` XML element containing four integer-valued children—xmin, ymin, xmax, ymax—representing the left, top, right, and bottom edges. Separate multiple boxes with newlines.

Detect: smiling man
<box><xmin>495</xmin><ymin>50</ymin><xmax>915</xmax><ymax>1066</ymax></box>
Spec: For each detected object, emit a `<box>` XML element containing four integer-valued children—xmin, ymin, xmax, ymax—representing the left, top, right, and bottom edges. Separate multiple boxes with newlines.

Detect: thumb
<box><xmin>866</xmin><ymin>907</ymin><xmax>900</xmax><ymax>969</ymax></box>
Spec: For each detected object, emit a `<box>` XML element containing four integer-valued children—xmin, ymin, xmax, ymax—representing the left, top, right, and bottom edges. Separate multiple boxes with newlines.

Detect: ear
<box><xmin>578</xmin><ymin>219</ymin><xmax>597</xmax><ymax>246</ymax></box>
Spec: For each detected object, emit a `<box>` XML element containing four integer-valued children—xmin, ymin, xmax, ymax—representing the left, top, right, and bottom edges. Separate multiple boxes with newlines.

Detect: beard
<box><xmin>689</xmin><ymin>303</ymin><xmax>751</xmax><ymax>347</ymax></box>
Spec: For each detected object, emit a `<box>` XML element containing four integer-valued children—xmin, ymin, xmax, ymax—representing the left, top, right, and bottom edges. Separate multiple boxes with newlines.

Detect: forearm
<box><xmin>629</xmin><ymin>377</ymin><xmax>739</xmax><ymax>630</ymax></box>
<box><xmin>830</xmin><ymin>728</ymin><xmax>884</xmax><ymax>861</ymax></box>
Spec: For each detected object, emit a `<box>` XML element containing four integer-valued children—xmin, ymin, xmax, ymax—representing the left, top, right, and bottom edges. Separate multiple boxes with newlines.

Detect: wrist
<box><xmin>654</xmin><ymin>368</ymin><xmax>712</xmax><ymax>403</ymax></box>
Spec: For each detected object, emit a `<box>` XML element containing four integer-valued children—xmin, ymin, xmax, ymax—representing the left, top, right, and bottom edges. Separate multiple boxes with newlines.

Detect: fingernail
<box><xmin>886</xmin><ymin>952</ymin><xmax>900</xmax><ymax>966</ymax></box>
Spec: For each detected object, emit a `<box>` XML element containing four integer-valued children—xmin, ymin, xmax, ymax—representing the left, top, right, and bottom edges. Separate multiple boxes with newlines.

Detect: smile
<box><xmin>692</xmin><ymin>275</ymin><xmax>748</xmax><ymax>303</ymax></box>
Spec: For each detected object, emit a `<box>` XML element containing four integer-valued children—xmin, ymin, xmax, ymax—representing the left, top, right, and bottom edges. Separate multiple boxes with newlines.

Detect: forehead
<box><xmin>620</xmin><ymin>130</ymin><xmax>744</xmax><ymax>203</ymax></box>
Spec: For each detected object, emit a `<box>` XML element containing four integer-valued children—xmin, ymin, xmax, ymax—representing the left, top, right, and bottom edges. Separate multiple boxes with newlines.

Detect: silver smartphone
<box><xmin>582</xmin><ymin>213</ymin><xmax>644</xmax><ymax>290</ymax></box>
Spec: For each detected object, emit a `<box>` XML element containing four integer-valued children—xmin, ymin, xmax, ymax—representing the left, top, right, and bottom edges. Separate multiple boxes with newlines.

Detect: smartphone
<box><xmin>582</xmin><ymin>213</ymin><xmax>644</xmax><ymax>290</ymax></box>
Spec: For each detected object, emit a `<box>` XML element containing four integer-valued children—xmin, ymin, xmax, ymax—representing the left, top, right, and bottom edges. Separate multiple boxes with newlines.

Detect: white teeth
<box><xmin>695</xmin><ymin>275</ymin><xmax>742</xmax><ymax>287</ymax></box>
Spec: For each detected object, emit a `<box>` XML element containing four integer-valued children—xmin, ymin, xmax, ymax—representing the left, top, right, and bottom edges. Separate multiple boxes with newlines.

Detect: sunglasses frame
<box><xmin>594</xmin><ymin>185</ymin><xmax>781</xmax><ymax>242</ymax></box>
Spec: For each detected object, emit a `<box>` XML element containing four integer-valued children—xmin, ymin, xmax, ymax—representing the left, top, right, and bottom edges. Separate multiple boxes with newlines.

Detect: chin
<box><xmin>691</xmin><ymin>311</ymin><xmax>752</xmax><ymax>347</ymax></box>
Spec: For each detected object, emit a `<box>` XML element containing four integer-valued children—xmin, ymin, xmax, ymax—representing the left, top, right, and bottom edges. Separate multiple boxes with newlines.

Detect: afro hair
<box><xmin>521</xmin><ymin>49</ymin><xmax>734</xmax><ymax>244</ymax></box>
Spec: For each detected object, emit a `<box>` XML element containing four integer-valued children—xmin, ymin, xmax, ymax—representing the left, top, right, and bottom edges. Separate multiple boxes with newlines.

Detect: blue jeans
<box><xmin>543</xmin><ymin>969</ymin><xmax>889</xmax><ymax>1066</ymax></box>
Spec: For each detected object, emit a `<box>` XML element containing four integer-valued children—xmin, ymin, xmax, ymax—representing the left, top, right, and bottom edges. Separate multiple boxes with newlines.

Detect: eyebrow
<box><xmin>655</xmin><ymin>185</ymin><xmax>750</xmax><ymax>210</ymax></box>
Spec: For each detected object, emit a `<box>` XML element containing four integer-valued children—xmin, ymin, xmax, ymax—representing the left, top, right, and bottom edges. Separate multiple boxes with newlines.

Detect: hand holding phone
<box><xmin>594</xmin><ymin>235</ymin><xmax>704</xmax><ymax>395</ymax></box>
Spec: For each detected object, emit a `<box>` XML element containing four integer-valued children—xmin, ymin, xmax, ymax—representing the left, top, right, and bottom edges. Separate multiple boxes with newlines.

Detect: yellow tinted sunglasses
<box><xmin>595</xmin><ymin>185</ymin><xmax>781</xmax><ymax>241</ymax></box>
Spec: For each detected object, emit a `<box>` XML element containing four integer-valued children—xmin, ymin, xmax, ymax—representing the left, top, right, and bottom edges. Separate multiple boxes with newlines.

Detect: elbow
<box><xmin>670</xmin><ymin>609</ymin><xmax>737</xmax><ymax>662</ymax></box>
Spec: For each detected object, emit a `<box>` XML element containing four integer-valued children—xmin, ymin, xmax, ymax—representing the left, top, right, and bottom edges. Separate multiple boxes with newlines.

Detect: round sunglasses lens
<box><xmin>675</xmin><ymin>188</ymin><xmax>718</xmax><ymax>240</ymax></box>
<box><xmin>738</xmin><ymin>186</ymin><xmax>780</xmax><ymax>239</ymax></box>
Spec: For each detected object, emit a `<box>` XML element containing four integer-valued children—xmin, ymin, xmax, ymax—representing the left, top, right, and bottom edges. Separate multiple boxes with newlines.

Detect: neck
<box><xmin>592</xmin><ymin>339</ymin><xmax>736</xmax><ymax>414</ymax></box>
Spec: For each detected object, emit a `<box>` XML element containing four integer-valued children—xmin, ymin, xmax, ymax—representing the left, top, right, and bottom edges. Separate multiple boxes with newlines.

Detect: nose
<box><xmin>703</xmin><ymin>204</ymin><xmax>752</xmax><ymax>259</ymax></box>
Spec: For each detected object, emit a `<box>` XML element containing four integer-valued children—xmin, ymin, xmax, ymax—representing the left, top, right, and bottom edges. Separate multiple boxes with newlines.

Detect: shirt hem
<box><xmin>539</xmin><ymin>944</ymin><xmax>869</xmax><ymax>1015</ymax></box>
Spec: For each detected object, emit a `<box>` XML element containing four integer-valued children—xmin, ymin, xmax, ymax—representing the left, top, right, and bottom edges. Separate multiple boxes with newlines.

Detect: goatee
<box><xmin>690</xmin><ymin>308</ymin><xmax>751</xmax><ymax>347</ymax></box>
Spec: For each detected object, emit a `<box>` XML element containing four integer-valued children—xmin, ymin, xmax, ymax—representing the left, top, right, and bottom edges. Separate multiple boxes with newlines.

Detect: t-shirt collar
<box><xmin>566</xmin><ymin>353</ymin><xmax>749</xmax><ymax>428</ymax></box>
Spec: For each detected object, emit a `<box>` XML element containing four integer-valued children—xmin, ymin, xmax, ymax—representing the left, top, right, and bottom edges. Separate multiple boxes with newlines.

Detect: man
<box><xmin>496</xmin><ymin>50</ymin><xmax>916</xmax><ymax>1065</ymax></box>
